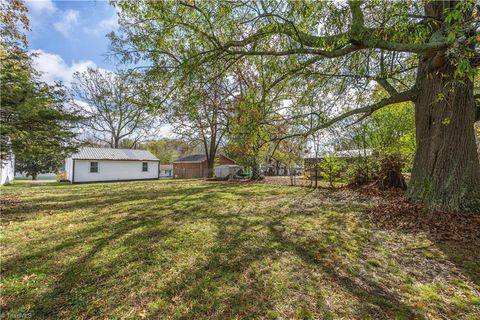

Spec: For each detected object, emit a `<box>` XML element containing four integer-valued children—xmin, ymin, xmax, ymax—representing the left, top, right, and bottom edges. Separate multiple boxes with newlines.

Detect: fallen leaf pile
<box><xmin>363</xmin><ymin>190</ymin><xmax>480</xmax><ymax>243</ymax></box>
<box><xmin>0</xmin><ymin>194</ymin><xmax>21</xmax><ymax>213</ymax></box>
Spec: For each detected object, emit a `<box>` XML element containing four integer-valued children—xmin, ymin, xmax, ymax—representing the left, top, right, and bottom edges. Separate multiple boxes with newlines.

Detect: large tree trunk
<box><xmin>408</xmin><ymin>58</ymin><xmax>480</xmax><ymax>212</ymax></box>
<box><xmin>206</xmin><ymin>158</ymin><xmax>215</xmax><ymax>178</ymax></box>
<box><xmin>113</xmin><ymin>137</ymin><xmax>119</xmax><ymax>149</ymax></box>
<box><xmin>206</xmin><ymin>147</ymin><xmax>216</xmax><ymax>178</ymax></box>
<box><xmin>251</xmin><ymin>163</ymin><xmax>261</xmax><ymax>180</ymax></box>
<box><xmin>31</xmin><ymin>173</ymin><xmax>37</xmax><ymax>180</ymax></box>
<box><xmin>476</xmin><ymin>123</ymin><xmax>480</xmax><ymax>154</ymax></box>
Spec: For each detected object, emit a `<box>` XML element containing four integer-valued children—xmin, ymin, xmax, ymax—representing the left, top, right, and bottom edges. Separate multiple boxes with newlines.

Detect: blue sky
<box><xmin>25</xmin><ymin>0</ymin><xmax>119</xmax><ymax>84</ymax></box>
<box><xmin>24</xmin><ymin>0</ymin><xmax>174</xmax><ymax>137</ymax></box>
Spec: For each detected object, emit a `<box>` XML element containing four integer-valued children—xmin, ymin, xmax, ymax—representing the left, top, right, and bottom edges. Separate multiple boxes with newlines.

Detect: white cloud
<box><xmin>98</xmin><ymin>16</ymin><xmax>118</xmax><ymax>30</ymax></box>
<box><xmin>72</xmin><ymin>99</ymin><xmax>95</xmax><ymax>113</ymax></box>
<box><xmin>53</xmin><ymin>9</ymin><xmax>80</xmax><ymax>38</ymax></box>
<box><xmin>84</xmin><ymin>16</ymin><xmax>118</xmax><ymax>35</ymax></box>
<box><xmin>26</xmin><ymin>0</ymin><xmax>56</xmax><ymax>14</ymax></box>
<box><xmin>158</xmin><ymin>124</ymin><xmax>175</xmax><ymax>138</ymax></box>
<box><xmin>30</xmin><ymin>49</ymin><xmax>97</xmax><ymax>84</ymax></box>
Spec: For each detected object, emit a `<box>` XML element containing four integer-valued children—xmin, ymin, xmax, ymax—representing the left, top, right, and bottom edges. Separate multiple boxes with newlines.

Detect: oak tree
<box><xmin>1</xmin><ymin>0</ymin><xmax>80</xmax><ymax>179</ymax></box>
<box><xmin>72</xmin><ymin>68</ymin><xmax>159</xmax><ymax>148</ymax></box>
<box><xmin>112</xmin><ymin>0</ymin><xmax>480</xmax><ymax>212</ymax></box>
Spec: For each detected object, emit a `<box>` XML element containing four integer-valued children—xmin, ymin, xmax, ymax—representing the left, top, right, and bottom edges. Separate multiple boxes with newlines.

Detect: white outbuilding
<box><xmin>215</xmin><ymin>164</ymin><xmax>241</xmax><ymax>179</ymax></box>
<box><xmin>0</xmin><ymin>155</ymin><xmax>15</xmax><ymax>185</ymax></box>
<box><xmin>65</xmin><ymin>147</ymin><xmax>159</xmax><ymax>183</ymax></box>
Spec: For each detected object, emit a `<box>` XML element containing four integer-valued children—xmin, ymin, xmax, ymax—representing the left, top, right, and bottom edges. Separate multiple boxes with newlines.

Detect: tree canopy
<box><xmin>111</xmin><ymin>0</ymin><xmax>480</xmax><ymax>212</ymax></box>
<box><xmin>72</xmin><ymin>68</ymin><xmax>160</xmax><ymax>148</ymax></box>
<box><xmin>111</xmin><ymin>0</ymin><xmax>478</xmax><ymax>119</ymax></box>
<box><xmin>1</xmin><ymin>0</ymin><xmax>81</xmax><ymax>178</ymax></box>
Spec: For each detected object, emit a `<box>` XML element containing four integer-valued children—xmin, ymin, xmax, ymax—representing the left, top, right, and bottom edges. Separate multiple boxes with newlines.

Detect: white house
<box><xmin>65</xmin><ymin>147</ymin><xmax>159</xmax><ymax>183</ymax></box>
<box><xmin>0</xmin><ymin>155</ymin><xmax>15</xmax><ymax>185</ymax></box>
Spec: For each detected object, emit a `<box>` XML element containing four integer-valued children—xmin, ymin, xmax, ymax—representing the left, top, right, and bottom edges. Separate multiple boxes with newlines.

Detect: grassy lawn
<box><xmin>1</xmin><ymin>180</ymin><xmax>479</xmax><ymax>319</ymax></box>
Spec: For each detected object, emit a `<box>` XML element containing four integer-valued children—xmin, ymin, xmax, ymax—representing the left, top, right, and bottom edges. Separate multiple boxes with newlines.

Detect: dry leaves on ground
<box><xmin>361</xmin><ymin>187</ymin><xmax>480</xmax><ymax>243</ymax></box>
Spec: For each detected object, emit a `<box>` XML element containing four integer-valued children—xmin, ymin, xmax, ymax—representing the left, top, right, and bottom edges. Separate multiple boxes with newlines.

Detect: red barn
<box><xmin>173</xmin><ymin>154</ymin><xmax>235</xmax><ymax>178</ymax></box>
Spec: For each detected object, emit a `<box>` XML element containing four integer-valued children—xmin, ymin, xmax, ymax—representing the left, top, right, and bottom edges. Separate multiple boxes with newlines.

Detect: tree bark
<box><xmin>113</xmin><ymin>136</ymin><xmax>120</xmax><ymax>149</ymax></box>
<box><xmin>251</xmin><ymin>164</ymin><xmax>261</xmax><ymax>180</ymax></box>
<box><xmin>206</xmin><ymin>144</ymin><xmax>217</xmax><ymax>178</ymax></box>
<box><xmin>206</xmin><ymin>157</ymin><xmax>215</xmax><ymax>178</ymax></box>
<box><xmin>475</xmin><ymin>122</ymin><xmax>480</xmax><ymax>155</ymax></box>
<box><xmin>408</xmin><ymin>58</ymin><xmax>480</xmax><ymax>212</ymax></box>
<box><xmin>31</xmin><ymin>173</ymin><xmax>37</xmax><ymax>180</ymax></box>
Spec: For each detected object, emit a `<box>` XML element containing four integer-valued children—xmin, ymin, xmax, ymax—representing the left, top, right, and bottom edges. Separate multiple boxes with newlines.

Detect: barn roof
<box><xmin>71</xmin><ymin>147</ymin><xmax>159</xmax><ymax>161</ymax></box>
<box><xmin>173</xmin><ymin>154</ymin><xmax>207</xmax><ymax>162</ymax></box>
<box><xmin>173</xmin><ymin>154</ymin><xmax>236</xmax><ymax>163</ymax></box>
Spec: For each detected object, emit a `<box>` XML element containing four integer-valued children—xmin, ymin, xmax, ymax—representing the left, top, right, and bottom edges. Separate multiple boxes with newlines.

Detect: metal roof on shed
<box><xmin>173</xmin><ymin>154</ymin><xmax>236</xmax><ymax>163</ymax></box>
<box><xmin>71</xmin><ymin>147</ymin><xmax>159</xmax><ymax>161</ymax></box>
<box><xmin>173</xmin><ymin>154</ymin><xmax>207</xmax><ymax>162</ymax></box>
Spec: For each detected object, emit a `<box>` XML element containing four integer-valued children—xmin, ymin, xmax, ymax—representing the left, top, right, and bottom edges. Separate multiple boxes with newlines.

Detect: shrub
<box><xmin>56</xmin><ymin>171</ymin><xmax>67</xmax><ymax>182</ymax></box>
<box><xmin>320</xmin><ymin>155</ymin><xmax>345</xmax><ymax>188</ymax></box>
<box><xmin>375</xmin><ymin>154</ymin><xmax>407</xmax><ymax>190</ymax></box>
<box><xmin>345</xmin><ymin>156</ymin><xmax>379</xmax><ymax>186</ymax></box>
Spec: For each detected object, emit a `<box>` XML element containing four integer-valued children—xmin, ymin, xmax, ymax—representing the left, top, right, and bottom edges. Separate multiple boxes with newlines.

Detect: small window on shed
<box><xmin>142</xmin><ymin>162</ymin><xmax>148</xmax><ymax>172</ymax></box>
<box><xmin>90</xmin><ymin>161</ymin><xmax>98</xmax><ymax>173</ymax></box>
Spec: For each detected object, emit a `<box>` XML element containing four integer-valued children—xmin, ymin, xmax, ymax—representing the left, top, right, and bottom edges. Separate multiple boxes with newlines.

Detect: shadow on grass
<box><xmin>435</xmin><ymin>241</ymin><xmax>480</xmax><ymax>285</ymax></box>
<box><xmin>267</xmin><ymin>217</ymin><xmax>416</xmax><ymax>319</ymax></box>
<box><xmin>1</xmin><ymin>181</ymin><xmax>275</xmax><ymax>224</ymax></box>
<box><xmin>141</xmin><ymin>206</ymin><xmax>418</xmax><ymax>319</ymax></box>
<box><xmin>2</xmin><ymin>181</ymin><xmax>478</xmax><ymax>319</ymax></box>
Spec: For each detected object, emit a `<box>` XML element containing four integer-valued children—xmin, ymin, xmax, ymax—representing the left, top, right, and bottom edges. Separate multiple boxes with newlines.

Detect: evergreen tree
<box><xmin>1</xmin><ymin>0</ymin><xmax>81</xmax><ymax>179</ymax></box>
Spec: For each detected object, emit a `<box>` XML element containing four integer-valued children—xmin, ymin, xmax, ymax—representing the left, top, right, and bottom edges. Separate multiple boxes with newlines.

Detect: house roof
<box><xmin>160</xmin><ymin>164</ymin><xmax>173</xmax><ymax>170</ymax></box>
<box><xmin>334</xmin><ymin>149</ymin><xmax>373</xmax><ymax>157</ymax></box>
<box><xmin>304</xmin><ymin>149</ymin><xmax>373</xmax><ymax>160</ymax></box>
<box><xmin>173</xmin><ymin>154</ymin><xmax>235</xmax><ymax>163</ymax></box>
<box><xmin>70</xmin><ymin>147</ymin><xmax>159</xmax><ymax>161</ymax></box>
<box><xmin>173</xmin><ymin>154</ymin><xmax>207</xmax><ymax>163</ymax></box>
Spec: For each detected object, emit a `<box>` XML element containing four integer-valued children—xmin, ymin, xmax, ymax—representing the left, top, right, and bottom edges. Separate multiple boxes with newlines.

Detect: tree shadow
<box><xmin>266</xmin><ymin>214</ymin><xmax>419</xmax><ymax>319</ymax></box>
<box><xmin>2</xmin><ymin>181</ymin><xmax>284</xmax><ymax>318</ymax></box>
<box><xmin>432</xmin><ymin>241</ymin><xmax>480</xmax><ymax>286</ymax></box>
<box><xmin>31</xmin><ymin>213</ymin><xmax>176</xmax><ymax>317</ymax></box>
<box><xmin>0</xmin><ymin>183</ymin><xmax>214</xmax><ymax>223</ymax></box>
<box><xmin>5</xmin><ymin>182</ymin><xmax>471</xmax><ymax>319</ymax></box>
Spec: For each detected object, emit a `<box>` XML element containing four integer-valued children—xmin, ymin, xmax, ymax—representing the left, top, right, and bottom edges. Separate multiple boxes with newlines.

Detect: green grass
<box><xmin>1</xmin><ymin>180</ymin><xmax>479</xmax><ymax>319</ymax></box>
